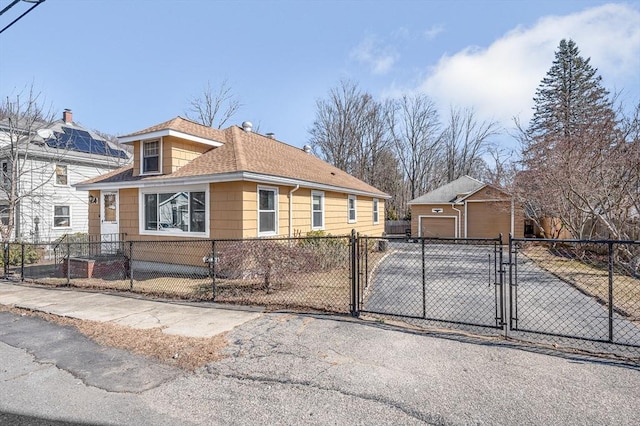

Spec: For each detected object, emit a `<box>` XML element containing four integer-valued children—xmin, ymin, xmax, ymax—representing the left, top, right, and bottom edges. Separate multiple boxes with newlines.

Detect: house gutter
<box><xmin>288</xmin><ymin>185</ymin><xmax>300</xmax><ymax>238</ymax></box>
<box><xmin>451</xmin><ymin>203</ymin><xmax>462</xmax><ymax>238</ymax></box>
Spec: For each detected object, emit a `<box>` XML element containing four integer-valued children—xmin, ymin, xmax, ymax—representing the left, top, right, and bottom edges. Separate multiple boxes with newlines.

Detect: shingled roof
<box><xmin>77</xmin><ymin>117</ymin><xmax>388</xmax><ymax>198</ymax></box>
<box><xmin>408</xmin><ymin>176</ymin><xmax>486</xmax><ymax>204</ymax></box>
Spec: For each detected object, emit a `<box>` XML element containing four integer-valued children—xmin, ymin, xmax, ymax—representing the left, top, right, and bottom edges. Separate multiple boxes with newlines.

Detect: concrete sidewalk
<box><xmin>0</xmin><ymin>281</ymin><xmax>262</xmax><ymax>337</ymax></box>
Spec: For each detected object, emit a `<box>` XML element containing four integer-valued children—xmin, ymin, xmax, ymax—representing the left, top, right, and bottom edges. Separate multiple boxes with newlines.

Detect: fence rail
<box><xmin>2</xmin><ymin>233</ymin><xmax>639</xmax><ymax>360</ymax></box>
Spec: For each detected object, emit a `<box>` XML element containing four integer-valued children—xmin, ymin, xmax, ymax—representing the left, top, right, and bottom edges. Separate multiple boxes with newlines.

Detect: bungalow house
<box><xmin>0</xmin><ymin>110</ymin><xmax>131</xmax><ymax>242</ymax></box>
<box><xmin>75</xmin><ymin>117</ymin><xmax>389</xmax><ymax>243</ymax></box>
<box><xmin>407</xmin><ymin>176</ymin><xmax>524</xmax><ymax>239</ymax></box>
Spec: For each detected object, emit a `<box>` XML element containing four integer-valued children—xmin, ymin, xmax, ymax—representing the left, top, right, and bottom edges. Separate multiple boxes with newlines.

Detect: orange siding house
<box><xmin>76</xmin><ymin>117</ymin><xmax>388</xmax><ymax>242</ymax></box>
<box><xmin>408</xmin><ymin>176</ymin><xmax>524</xmax><ymax>239</ymax></box>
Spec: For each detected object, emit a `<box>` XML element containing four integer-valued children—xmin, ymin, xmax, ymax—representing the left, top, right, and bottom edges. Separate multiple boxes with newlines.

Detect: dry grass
<box><xmin>521</xmin><ymin>245</ymin><xmax>640</xmax><ymax>320</ymax></box>
<box><xmin>0</xmin><ymin>304</ymin><xmax>228</xmax><ymax>371</ymax></box>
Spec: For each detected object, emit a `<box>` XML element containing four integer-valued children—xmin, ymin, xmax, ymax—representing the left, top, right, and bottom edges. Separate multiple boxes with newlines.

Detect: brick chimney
<box><xmin>63</xmin><ymin>109</ymin><xmax>73</xmax><ymax>124</ymax></box>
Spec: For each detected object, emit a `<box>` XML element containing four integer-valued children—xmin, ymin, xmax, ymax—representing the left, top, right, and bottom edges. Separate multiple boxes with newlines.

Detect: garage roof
<box><xmin>408</xmin><ymin>176</ymin><xmax>486</xmax><ymax>204</ymax></box>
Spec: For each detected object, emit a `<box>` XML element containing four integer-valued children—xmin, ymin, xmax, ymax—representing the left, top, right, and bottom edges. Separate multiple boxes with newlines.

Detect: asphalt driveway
<box><xmin>363</xmin><ymin>240</ymin><xmax>502</xmax><ymax>330</ymax></box>
<box><xmin>364</xmin><ymin>240</ymin><xmax>640</xmax><ymax>352</ymax></box>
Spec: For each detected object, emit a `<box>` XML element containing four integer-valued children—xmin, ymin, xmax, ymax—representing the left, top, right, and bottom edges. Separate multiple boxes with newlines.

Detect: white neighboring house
<box><xmin>0</xmin><ymin>110</ymin><xmax>131</xmax><ymax>242</ymax></box>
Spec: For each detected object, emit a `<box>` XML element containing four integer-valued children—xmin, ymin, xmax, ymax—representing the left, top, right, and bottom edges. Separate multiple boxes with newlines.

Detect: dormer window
<box><xmin>142</xmin><ymin>140</ymin><xmax>160</xmax><ymax>174</ymax></box>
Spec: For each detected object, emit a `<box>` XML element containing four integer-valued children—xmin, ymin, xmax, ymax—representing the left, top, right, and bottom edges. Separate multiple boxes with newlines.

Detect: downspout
<box><xmin>451</xmin><ymin>204</ymin><xmax>462</xmax><ymax>238</ymax></box>
<box><xmin>511</xmin><ymin>198</ymin><xmax>515</xmax><ymax>238</ymax></box>
<box><xmin>288</xmin><ymin>185</ymin><xmax>300</xmax><ymax>238</ymax></box>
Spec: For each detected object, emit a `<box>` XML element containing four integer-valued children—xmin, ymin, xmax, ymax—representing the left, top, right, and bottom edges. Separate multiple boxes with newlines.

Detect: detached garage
<box><xmin>408</xmin><ymin>176</ymin><xmax>524</xmax><ymax>239</ymax></box>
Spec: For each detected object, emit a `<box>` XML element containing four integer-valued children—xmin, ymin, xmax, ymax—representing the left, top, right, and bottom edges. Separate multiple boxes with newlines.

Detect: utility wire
<box><xmin>0</xmin><ymin>0</ymin><xmax>46</xmax><ymax>35</ymax></box>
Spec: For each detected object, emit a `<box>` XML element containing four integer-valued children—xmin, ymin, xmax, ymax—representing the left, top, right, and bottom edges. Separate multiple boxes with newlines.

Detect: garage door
<box><xmin>466</xmin><ymin>201</ymin><xmax>511</xmax><ymax>238</ymax></box>
<box><xmin>420</xmin><ymin>216</ymin><xmax>456</xmax><ymax>238</ymax></box>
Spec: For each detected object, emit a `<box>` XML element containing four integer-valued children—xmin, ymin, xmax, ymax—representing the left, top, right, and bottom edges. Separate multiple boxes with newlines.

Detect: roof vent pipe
<box><xmin>303</xmin><ymin>144</ymin><xmax>312</xmax><ymax>153</ymax></box>
<box><xmin>241</xmin><ymin>121</ymin><xmax>253</xmax><ymax>132</ymax></box>
<box><xmin>266</xmin><ymin>132</ymin><xmax>275</xmax><ymax>139</ymax></box>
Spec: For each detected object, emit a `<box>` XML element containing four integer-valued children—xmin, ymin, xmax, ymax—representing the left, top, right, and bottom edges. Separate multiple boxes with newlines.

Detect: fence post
<box><xmin>350</xmin><ymin>229</ymin><xmax>358</xmax><ymax>317</ymax></box>
<box><xmin>20</xmin><ymin>242</ymin><xmax>25</xmax><ymax>281</ymax></box>
<box><xmin>3</xmin><ymin>243</ymin><xmax>8</xmax><ymax>278</ymax></box>
<box><xmin>211</xmin><ymin>240</ymin><xmax>216</xmax><ymax>300</ymax></box>
<box><xmin>66</xmin><ymin>240</ymin><xmax>71</xmax><ymax>286</ymax></box>
<box><xmin>508</xmin><ymin>233</ymin><xmax>515</xmax><ymax>334</ymax></box>
<box><xmin>422</xmin><ymin>237</ymin><xmax>426</xmax><ymax>319</ymax></box>
<box><xmin>129</xmin><ymin>241</ymin><xmax>134</xmax><ymax>290</ymax></box>
<box><xmin>608</xmin><ymin>241</ymin><xmax>614</xmax><ymax>343</ymax></box>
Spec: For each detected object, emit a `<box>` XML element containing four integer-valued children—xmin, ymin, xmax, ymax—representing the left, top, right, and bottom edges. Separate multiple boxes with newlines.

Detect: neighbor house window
<box><xmin>143</xmin><ymin>190</ymin><xmax>206</xmax><ymax>234</ymax></box>
<box><xmin>53</xmin><ymin>205</ymin><xmax>71</xmax><ymax>227</ymax></box>
<box><xmin>373</xmin><ymin>198</ymin><xmax>379</xmax><ymax>224</ymax></box>
<box><xmin>1</xmin><ymin>161</ymin><xmax>9</xmax><ymax>188</ymax></box>
<box><xmin>258</xmin><ymin>186</ymin><xmax>278</xmax><ymax>236</ymax></box>
<box><xmin>55</xmin><ymin>164</ymin><xmax>68</xmax><ymax>185</ymax></box>
<box><xmin>0</xmin><ymin>202</ymin><xmax>8</xmax><ymax>226</ymax></box>
<box><xmin>348</xmin><ymin>195</ymin><xmax>357</xmax><ymax>223</ymax></box>
<box><xmin>311</xmin><ymin>191</ymin><xmax>324</xmax><ymax>230</ymax></box>
<box><xmin>142</xmin><ymin>140</ymin><xmax>160</xmax><ymax>173</ymax></box>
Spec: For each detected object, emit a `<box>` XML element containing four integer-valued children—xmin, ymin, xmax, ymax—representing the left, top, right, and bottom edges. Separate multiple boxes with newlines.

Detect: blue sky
<box><xmin>1</xmin><ymin>0</ymin><xmax>638</xmax><ymax>150</ymax></box>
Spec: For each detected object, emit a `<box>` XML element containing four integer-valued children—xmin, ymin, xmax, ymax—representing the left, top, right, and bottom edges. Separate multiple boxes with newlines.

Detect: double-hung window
<box><xmin>53</xmin><ymin>205</ymin><xmax>71</xmax><ymax>228</ymax></box>
<box><xmin>142</xmin><ymin>140</ymin><xmax>160</xmax><ymax>174</ymax></box>
<box><xmin>311</xmin><ymin>191</ymin><xmax>324</xmax><ymax>230</ymax></box>
<box><xmin>258</xmin><ymin>186</ymin><xmax>278</xmax><ymax>236</ymax></box>
<box><xmin>142</xmin><ymin>188</ymin><xmax>206</xmax><ymax>235</ymax></box>
<box><xmin>0</xmin><ymin>202</ymin><xmax>8</xmax><ymax>226</ymax></box>
<box><xmin>348</xmin><ymin>195</ymin><xmax>357</xmax><ymax>223</ymax></box>
<box><xmin>1</xmin><ymin>161</ymin><xmax>9</xmax><ymax>189</ymax></box>
<box><xmin>55</xmin><ymin>164</ymin><xmax>68</xmax><ymax>185</ymax></box>
<box><xmin>373</xmin><ymin>198</ymin><xmax>379</xmax><ymax>224</ymax></box>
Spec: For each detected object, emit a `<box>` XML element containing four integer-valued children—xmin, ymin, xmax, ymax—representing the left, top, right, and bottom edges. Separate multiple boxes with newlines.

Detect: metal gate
<box><xmin>508</xmin><ymin>236</ymin><xmax>640</xmax><ymax>357</ymax></box>
<box><xmin>356</xmin><ymin>236</ymin><xmax>505</xmax><ymax>331</ymax></box>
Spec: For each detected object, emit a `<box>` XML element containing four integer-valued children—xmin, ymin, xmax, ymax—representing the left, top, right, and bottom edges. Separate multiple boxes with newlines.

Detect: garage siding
<box><xmin>466</xmin><ymin>201</ymin><xmax>511</xmax><ymax>238</ymax></box>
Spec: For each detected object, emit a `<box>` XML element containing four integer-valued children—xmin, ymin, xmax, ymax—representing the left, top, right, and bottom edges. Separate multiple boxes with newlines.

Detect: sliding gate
<box><xmin>357</xmin><ymin>236</ymin><xmax>505</xmax><ymax>332</ymax></box>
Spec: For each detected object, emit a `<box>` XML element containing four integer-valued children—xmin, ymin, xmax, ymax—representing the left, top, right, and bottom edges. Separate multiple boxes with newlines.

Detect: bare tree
<box><xmin>185</xmin><ymin>79</ymin><xmax>241</xmax><ymax>128</ymax></box>
<box><xmin>440</xmin><ymin>106</ymin><xmax>499</xmax><ymax>183</ymax></box>
<box><xmin>388</xmin><ymin>94</ymin><xmax>441</xmax><ymax>202</ymax></box>
<box><xmin>0</xmin><ymin>87</ymin><xmax>57</xmax><ymax>242</ymax></box>
<box><xmin>309</xmin><ymin>80</ymin><xmax>392</xmax><ymax>189</ymax></box>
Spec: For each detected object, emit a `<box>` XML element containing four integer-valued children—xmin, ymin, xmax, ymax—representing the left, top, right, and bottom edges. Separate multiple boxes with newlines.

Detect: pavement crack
<box><xmin>205</xmin><ymin>369</ymin><xmax>447</xmax><ymax>425</ymax></box>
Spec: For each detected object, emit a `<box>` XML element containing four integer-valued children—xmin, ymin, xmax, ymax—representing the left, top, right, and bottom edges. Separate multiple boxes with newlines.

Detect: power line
<box><xmin>0</xmin><ymin>0</ymin><xmax>46</xmax><ymax>35</ymax></box>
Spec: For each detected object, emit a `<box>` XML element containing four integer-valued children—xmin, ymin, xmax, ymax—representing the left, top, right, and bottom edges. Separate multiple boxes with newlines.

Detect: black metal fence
<box><xmin>2</xmin><ymin>233</ymin><xmax>639</xmax><ymax>360</ymax></box>
<box><xmin>509</xmin><ymin>237</ymin><xmax>640</xmax><ymax>358</ymax></box>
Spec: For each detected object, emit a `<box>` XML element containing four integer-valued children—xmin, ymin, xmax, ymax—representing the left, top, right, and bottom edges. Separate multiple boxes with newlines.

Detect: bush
<box><xmin>1</xmin><ymin>243</ymin><xmax>40</xmax><ymax>266</ymax></box>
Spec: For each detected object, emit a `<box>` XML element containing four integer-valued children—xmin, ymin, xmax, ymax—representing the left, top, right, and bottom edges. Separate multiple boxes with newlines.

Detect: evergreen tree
<box><xmin>524</xmin><ymin>39</ymin><xmax>617</xmax><ymax>161</ymax></box>
<box><xmin>518</xmin><ymin>39</ymin><xmax>635</xmax><ymax>240</ymax></box>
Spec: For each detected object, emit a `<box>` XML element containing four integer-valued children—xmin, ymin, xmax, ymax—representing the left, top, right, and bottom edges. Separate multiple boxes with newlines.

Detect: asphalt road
<box><xmin>1</xmin><ymin>310</ymin><xmax>639</xmax><ymax>425</ymax></box>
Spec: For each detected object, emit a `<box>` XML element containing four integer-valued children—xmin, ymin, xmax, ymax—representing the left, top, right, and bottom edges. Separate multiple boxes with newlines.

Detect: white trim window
<box><xmin>55</xmin><ymin>164</ymin><xmax>68</xmax><ymax>186</ymax></box>
<box><xmin>1</xmin><ymin>161</ymin><xmax>9</xmax><ymax>189</ymax></box>
<box><xmin>373</xmin><ymin>198</ymin><xmax>379</xmax><ymax>224</ymax></box>
<box><xmin>140</xmin><ymin>185</ymin><xmax>208</xmax><ymax>236</ymax></box>
<box><xmin>0</xmin><ymin>202</ymin><xmax>8</xmax><ymax>226</ymax></box>
<box><xmin>348</xmin><ymin>195</ymin><xmax>357</xmax><ymax>223</ymax></box>
<box><xmin>311</xmin><ymin>191</ymin><xmax>324</xmax><ymax>230</ymax></box>
<box><xmin>141</xmin><ymin>139</ymin><xmax>161</xmax><ymax>174</ymax></box>
<box><xmin>53</xmin><ymin>205</ymin><xmax>71</xmax><ymax>228</ymax></box>
<box><xmin>258</xmin><ymin>186</ymin><xmax>278</xmax><ymax>236</ymax></box>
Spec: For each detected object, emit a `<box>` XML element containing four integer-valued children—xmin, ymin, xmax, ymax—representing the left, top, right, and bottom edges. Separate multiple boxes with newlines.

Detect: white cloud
<box><xmin>423</xmin><ymin>24</ymin><xmax>444</xmax><ymax>41</ymax></box>
<box><xmin>350</xmin><ymin>36</ymin><xmax>398</xmax><ymax>75</ymax></box>
<box><xmin>414</xmin><ymin>3</ymin><xmax>640</xmax><ymax>134</ymax></box>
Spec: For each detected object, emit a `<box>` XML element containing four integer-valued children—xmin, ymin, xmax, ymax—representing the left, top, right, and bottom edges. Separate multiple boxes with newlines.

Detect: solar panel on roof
<box><xmin>44</xmin><ymin>127</ymin><xmax>128</xmax><ymax>159</ymax></box>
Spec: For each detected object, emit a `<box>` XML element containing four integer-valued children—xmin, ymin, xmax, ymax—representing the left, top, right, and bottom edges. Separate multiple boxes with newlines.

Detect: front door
<box><xmin>100</xmin><ymin>191</ymin><xmax>119</xmax><ymax>253</ymax></box>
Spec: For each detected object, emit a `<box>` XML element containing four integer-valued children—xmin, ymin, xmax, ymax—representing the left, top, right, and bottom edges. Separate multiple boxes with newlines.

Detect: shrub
<box><xmin>1</xmin><ymin>243</ymin><xmax>40</xmax><ymax>267</ymax></box>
